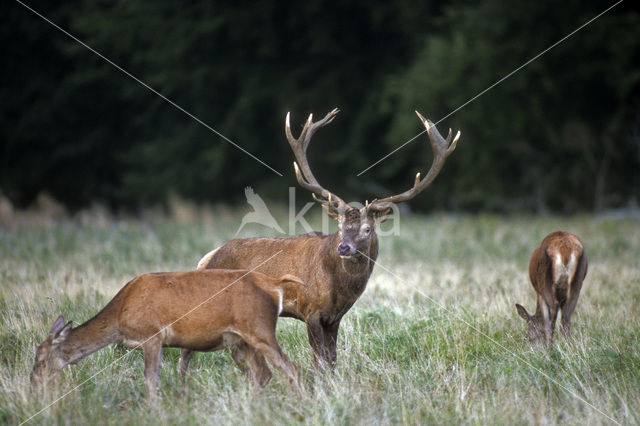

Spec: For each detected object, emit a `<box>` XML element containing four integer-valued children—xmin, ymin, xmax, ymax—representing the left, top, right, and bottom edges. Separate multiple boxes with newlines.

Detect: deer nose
<box><xmin>337</xmin><ymin>242</ymin><xmax>355</xmax><ymax>257</ymax></box>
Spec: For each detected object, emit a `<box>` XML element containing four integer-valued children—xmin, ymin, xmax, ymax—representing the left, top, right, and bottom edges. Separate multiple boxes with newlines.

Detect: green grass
<box><xmin>1</xmin><ymin>210</ymin><xmax>639</xmax><ymax>425</ymax></box>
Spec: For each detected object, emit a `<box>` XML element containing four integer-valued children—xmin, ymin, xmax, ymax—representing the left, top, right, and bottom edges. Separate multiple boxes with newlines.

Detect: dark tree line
<box><xmin>1</xmin><ymin>0</ymin><xmax>639</xmax><ymax>213</ymax></box>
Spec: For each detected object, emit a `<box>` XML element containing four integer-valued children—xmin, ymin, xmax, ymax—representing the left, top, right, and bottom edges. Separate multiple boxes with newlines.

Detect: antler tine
<box><xmin>286</xmin><ymin>109</ymin><xmax>339</xmax><ymax>152</ymax></box>
<box><xmin>417</xmin><ymin>111</ymin><xmax>460</xmax><ymax>159</ymax></box>
<box><xmin>286</xmin><ymin>109</ymin><xmax>347</xmax><ymax>214</ymax></box>
<box><xmin>369</xmin><ymin>111</ymin><xmax>461</xmax><ymax>208</ymax></box>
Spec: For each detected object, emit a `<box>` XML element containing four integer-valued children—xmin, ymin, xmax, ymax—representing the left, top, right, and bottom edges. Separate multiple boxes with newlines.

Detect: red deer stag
<box><xmin>515</xmin><ymin>231</ymin><xmax>588</xmax><ymax>347</ymax></box>
<box><xmin>31</xmin><ymin>270</ymin><xmax>304</xmax><ymax>396</ymax></box>
<box><xmin>190</xmin><ymin>108</ymin><xmax>460</xmax><ymax>370</ymax></box>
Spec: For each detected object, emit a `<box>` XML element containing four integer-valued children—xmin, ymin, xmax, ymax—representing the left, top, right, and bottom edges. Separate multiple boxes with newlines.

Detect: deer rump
<box><xmin>530</xmin><ymin>240</ymin><xmax>587</xmax><ymax>309</ymax></box>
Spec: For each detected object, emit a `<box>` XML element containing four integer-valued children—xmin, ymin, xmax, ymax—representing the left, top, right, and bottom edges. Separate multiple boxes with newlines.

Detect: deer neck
<box><xmin>60</xmin><ymin>309</ymin><xmax>120</xmax><ymax>365</ymax></box>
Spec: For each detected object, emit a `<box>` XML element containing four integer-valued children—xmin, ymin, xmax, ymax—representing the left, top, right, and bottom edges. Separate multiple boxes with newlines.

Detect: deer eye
<box><xmin>362</xmin><ymin>225</ymin><xmax>371</xmax><ymax>234</ymax></box>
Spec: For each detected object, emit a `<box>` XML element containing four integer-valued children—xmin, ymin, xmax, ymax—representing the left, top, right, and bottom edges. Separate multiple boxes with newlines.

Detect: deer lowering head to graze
<box><xmin>191</xmin><ymin>109</ymin><xmax>460</xmax><ymax>371</ymax></box>
<box><xmin>515</xmin><ymin>231</ymin><xmax>588</xmax><ymax>347</ymax></box>
<box><xmin>31</xmin><ymin>270</ymin><xmax>304</xmax><ymax>396</ymax></box>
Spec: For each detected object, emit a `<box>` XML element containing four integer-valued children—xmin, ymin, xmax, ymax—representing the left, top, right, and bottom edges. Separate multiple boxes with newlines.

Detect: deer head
<box><xmin>515</xmin><ymin>304</ymin><xmax>547</xmax><ymax>345</ymax></box>
<box><xmin>285</xmin><ymin>109</ymin><xmax>460</xmax><ymax>260</ymax></box>
<box><xmin>31</xmin><ymin>315</ymin><xmax>73</xmax><ymax>387</ymax></box>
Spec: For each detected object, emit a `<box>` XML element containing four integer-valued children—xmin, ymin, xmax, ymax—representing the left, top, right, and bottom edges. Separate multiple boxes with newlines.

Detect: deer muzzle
<box><xmin>337</xmin><ymin>242</ymin><xmax>356</xmax><ymax>258</ymax></box>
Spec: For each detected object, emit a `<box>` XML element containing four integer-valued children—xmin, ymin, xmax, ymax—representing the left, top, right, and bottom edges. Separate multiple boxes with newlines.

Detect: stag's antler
<box><xmin>285</xmin><ymin>109</ymin><xmax>349</xmax><ymax>215</ymax></box>
<box><xmin>368</xmin><ymin>111</ymin><xmax>460</xmax><ymax>212</ymax></box>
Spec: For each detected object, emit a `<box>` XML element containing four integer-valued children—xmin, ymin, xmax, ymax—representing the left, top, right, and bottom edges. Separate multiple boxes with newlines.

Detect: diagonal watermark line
<box><xmin>20</xmin><ymin>250</ymin><xmax>283</xmax><ymax>425</ymax></box>
<box><xmin>357</xmin><ymin>0</ymin><xmax>624</xmax><ymax>176</ymax></box>
<box><xmin>358</xmin><ymin>249</ymin><xmax>621</xmax><ymax>425</ymax></box>
<box><xmin>357</xmin><ymin>131</ymin><xmax>427</xmax><ymax>176</ymax></box>
<box><xmin>14</xmin><ymin>0</ymin><xmax>283</xmax><ymax>177</ymax></box>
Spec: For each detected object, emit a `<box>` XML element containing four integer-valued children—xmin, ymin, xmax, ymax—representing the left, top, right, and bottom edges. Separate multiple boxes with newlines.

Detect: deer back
<box><xmin>115</xmin><ymin>270</ymin><xmax>284</xmax><ymax>344</ymax></box>
<box><xmin>204</xmin><ymin>234</ymin><xmax>336</xmax><ymax>281</ymax></box>
<box><xmin>202</xmin><ymin>232</ymin><xmax>376</xmax><ymax>322</ymax></box>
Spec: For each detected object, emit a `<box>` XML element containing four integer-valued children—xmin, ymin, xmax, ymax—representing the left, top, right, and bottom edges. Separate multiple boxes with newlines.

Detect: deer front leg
<box><xmin>540</xmin><ymin>302</ymin><xmax>557</xmax><ymax>349</ymax></box>
<box><xmin>323</xmin><ymin>319</ymin><xmax>341</xmax><ymax>369</ymax></box>
<box><xmin>536</xmin><ymin>294</ymin><xmax>553</xmax><ymax>348</ymax></box>
<box><xmin>142</xmin><ymin>338</ymin><xmax>163</xmax><ymax>398</ymax></box>
<box><xmin>305</xmin><ymin>314</ymin><xmax>327</xmax><ymax>369</ymax></box>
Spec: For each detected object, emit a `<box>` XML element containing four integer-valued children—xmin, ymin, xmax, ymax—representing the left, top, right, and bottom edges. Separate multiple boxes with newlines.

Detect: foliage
<box><xmin>1</xmin><ymin>1</ymin><xmax>639</xmax><ymax>212</ymax></box>
<box><xmin>381</xmin><ymin>0</ymin><xmax>640</xmax><ymax>212</ymax></box>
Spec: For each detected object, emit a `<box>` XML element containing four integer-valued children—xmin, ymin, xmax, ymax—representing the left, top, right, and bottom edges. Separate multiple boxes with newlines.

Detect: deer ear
<box><xmin>324</xmin><ymin>205</ymin><xmax>340</xmax><ymax>220</ymax></box>
<box><xmin>313</xmin><ymin>194</ymin><xmax>341</xmax><ymax>219</ymax></box>
<box><xmin>365</xmin><ymin>205</ymin><xmax>393</xmax><ymax>224</ymax></box>
<box><xmin>52</xmin><ymin>321</ymin><xmax>73</xmax><ymax>345</ymax></box>
<box><xmin>48</xmin><ymin>315</ymin><xmax>66</xmax><ymax>336</ymax></box>
<box><xmin>515</xmin><ymin>304</ymin><xmax>531</xmax><ymax>322</ymax></box>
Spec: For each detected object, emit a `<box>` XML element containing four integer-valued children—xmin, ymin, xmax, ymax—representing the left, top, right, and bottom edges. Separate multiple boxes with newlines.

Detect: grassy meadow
<box><xmin>1</xmin><ymin>205</ymin><xmax>639</xmax><ymax>425</ymax></box>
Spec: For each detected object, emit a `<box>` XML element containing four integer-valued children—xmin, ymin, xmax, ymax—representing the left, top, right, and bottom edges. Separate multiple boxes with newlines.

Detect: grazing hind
<box><xmin>31</xmin><ymin>270</ymin><xmax>304</xmax><ymax>396</ymax></box>
<box><xmin>515</xmin><ymin>231</ymin><xmax>588</xmax><ymax>347</ymax></box>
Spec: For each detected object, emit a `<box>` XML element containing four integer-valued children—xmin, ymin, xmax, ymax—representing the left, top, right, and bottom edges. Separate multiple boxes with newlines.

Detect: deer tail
<box><xmin>552</xmin><ymin>252</ymin><xmax>578</xmax><ymax>300</ymax></box>
<box><xmin>278</xmin><ymin>274</ymin><xmax>305</xmax><ymax>286</ymax></box>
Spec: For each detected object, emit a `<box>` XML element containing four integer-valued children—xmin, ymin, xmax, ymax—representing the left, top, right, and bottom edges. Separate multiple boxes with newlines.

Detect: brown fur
<box><xmin>182</xmin><ymin>110</ymin><xmax>459</xmax><ymax>374</ymax></box>
<box><xmin>31</xmin><ymin>270</ymin><xmax>304</xmax><ymax>396</ymax></box>
<box><xmin>187</xmin><ymin>208</ymin><xmax>379</xmax><ymax>371</ymax></box>
<box><xmin>515</xmin><ymin>231</ymin><xmax>588</xmax><ymax>347</ymax></box>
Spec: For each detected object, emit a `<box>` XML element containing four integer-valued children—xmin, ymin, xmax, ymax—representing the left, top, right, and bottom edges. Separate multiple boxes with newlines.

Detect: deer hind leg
<box><xmin>560</xmin><ymin>291</ymin><xmax>580</xmax><ymax>339</ymax></box>
<box><xmin>179</xmin><ymin>349</ymin><xmax>194</xmax><ymax>379</ymax></box>
<box><xmin>232</xmin><ymin>341</ymin><xmax>272</xmax><ymax>388</ymax></box>
<box><xmin>244</xmin><ymin>334</ymin><xmax>302</xmax><ymax>395</ymax></box>
<box><xmin>559</xmin><ymin>308</ymin><xmax>572</xmax><ymax>338</ymax></box>
<box><xmin>560</xmin><ymin>256</ymin><xmax>586</xmax><ymax>339</ymax></box>
<box><xmin>548</xmin><ymin>303</ymin><xmax>560</xmax><ymax>346</ymax></box>
<box><xmin>142</xmin><ymin>338</ymin><xmax>163</xmax><ymax>398</ymax></box>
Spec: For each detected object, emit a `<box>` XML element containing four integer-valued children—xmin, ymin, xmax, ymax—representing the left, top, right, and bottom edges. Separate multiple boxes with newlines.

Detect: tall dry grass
<box><xmin>1</xmin><ymin>205</ymin><xmax>639</xmax><ymax>425</ymax></box>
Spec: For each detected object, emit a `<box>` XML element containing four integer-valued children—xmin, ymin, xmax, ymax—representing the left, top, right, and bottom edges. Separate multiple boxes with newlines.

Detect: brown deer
<box><xmin>187</xmin><ymin>109</ymin><xmax>460</xmax><ymax>371</ymax></box>
<box><xmin>515</xmin><ymin>231</ymin><xmax>588</xmax><ymax>347</ymax></box>
<box><xmin>31</xmin><ymin>269</ymin><xmax>304</xmax><ymax>396</ymax></box>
